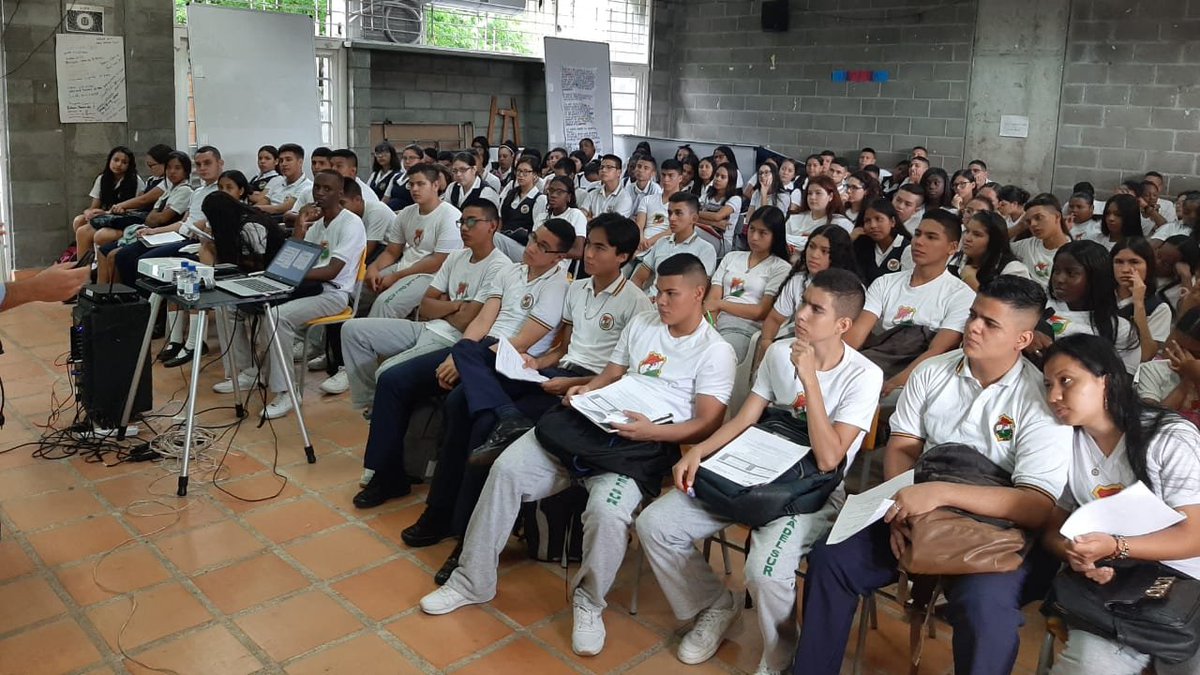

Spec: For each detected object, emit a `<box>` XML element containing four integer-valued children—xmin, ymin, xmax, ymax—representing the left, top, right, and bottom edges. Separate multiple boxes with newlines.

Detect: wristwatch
<box><xmin>1109</xmin><ymin>533</ymin><xmax>1131</xmax><ymax>560</ymax></box>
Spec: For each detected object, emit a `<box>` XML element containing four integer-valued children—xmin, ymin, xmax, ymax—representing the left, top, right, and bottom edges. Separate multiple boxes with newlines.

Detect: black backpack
<box><xmin>519</xmin><ymin>485</ymin><xmax>587</xmax><ymax>562</ymax></box>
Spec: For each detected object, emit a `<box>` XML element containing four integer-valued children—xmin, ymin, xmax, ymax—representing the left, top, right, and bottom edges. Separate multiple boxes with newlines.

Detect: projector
<box><xmin>138</xmin><ymin>258</ymin><xmax>214</xmax><ymax>285</ymax></box>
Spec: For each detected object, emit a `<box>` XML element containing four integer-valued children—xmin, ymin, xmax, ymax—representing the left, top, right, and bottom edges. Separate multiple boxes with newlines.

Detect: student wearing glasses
<box><xmin>498</xmin><ymin>156</ymin><xmax>543</xmax><ymax>244</ymax></box>
<box><xmin>445</xmin><ymin>152</ymin><xmax>501</xmax><ymax>210</ymax></box>
<box><xmin>583</xmin><ymin>154</ymin><xmax>634</xmax><ymax>219</ymax></box>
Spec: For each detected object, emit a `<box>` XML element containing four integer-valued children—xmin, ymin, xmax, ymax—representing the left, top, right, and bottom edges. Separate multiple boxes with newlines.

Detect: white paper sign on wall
<box><xmin>999</xmin><ymin>115</ymin><xmax>1030</xmax><ymax>139</ymax></box>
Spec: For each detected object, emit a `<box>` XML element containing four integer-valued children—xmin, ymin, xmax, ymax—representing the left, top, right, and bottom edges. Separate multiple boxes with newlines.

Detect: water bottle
<box><xmin>179</xmin><ymin>262</ymin><xmax>200</xmax><ymax>302</ymax></box>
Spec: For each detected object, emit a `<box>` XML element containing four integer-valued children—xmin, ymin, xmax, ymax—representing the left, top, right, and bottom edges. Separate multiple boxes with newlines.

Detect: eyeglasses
<box><xmin>451</xmin><ymin>167</ymin><xmax>472</xmax><ymax>175</ymax></box>
<box><xmin>545</xmin><ymin>187</ymin><xmax>569</xmax><ymax>196</ymax></box>
<box><xmin>457</xmin><ymin>216</ymin><xmax>493</xmax><ymax>229</ymax></box>
<box><xmin>530</xmin><ymin>233</ymin><xmax>568</xmax><ymax>254</ymax></box>
<box><xmin>846</xmin><ymin>184</ymin><xmax>865</xmax><ymax>192</ymax></box>
<box><xmin>516</xmin><ymin>169</ymin><xmax>536</xmax><ymax>176</ymax></box>
<box><xmin>600</xmin><ymin>164</ymin><xmax>619</xmax><ymax>172</ymax></box>
<box><xmin>953</xmin><ymin>181</ymin><xmax>973</xmax><ymax>189</ymax></box>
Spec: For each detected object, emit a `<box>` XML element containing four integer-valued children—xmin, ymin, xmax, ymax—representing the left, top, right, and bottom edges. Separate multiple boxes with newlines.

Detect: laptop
<box><xmin>215</xmin><ymin>239</ymin><xmax>323</xmax><ymax>298</ymax></box>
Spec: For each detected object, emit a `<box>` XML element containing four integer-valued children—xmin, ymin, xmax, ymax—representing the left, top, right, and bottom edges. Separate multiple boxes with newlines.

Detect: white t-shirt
<box><xmin>628</xmin><ymin>180</ymin><xmax>664</xmax><ymax>218</ymax></box>
<box><xmin>1117</xmin><ymin>295</ymin><xmax>1173</xmax><ymax>343</ymax></box>
<box><xmin>484</xmin><ymin>262</ymin><xmax>570</xmax><ymax>357</ymax></box>
<box><xmin>532</xmin><ymin>204</ymin><xmax>588</xmax><ymax>238</ymax></box>
<box><xmin>609</xmin><ymin>310</ymin><xmax>738</xmax><ymax>421</ymax></box>
<box><xmin>424</xmin><ymin>248</ymin><xmax>511</xmax><ymax>342</ymax></box>
<box><xmin>561</xmin><ymin>275</ymin><xmax>653</xmax><ymax>374</ymax></box>
<box><xmin>752</xmin><ymin>339</ymin><xmax>884</xmax><ymax>467</ymax></box>
<box><xmin>891</xmin><ymin>351</ymin><xmax>1072</xmax><ymax>498</ymax></box>
<box><xmin>1058</xmin><ymin>418</ymin><xmax>1200</xmax><ymax>579</ymax></box>
<box><xmin>1135</xmin><ymin>360</ymin><xmax>1200</xmax><ymax>415</ymax></box>
<box><xmin>784</xmin><ymin>212</ymin><xmax>854</xmax><ymax>255</ymax></box>
<box><xmin>1045</xmin><ymin>307</ymin><xmax>1141</xmax><ymax>373</ymax></box>
<box><xmin>772</xmin><ymin>272</ymin><xmax>809</xmax><ymax>323</ymax></box>
<box><xmin>387</xmin><ymin>201</ymin><xmax>463</xmax><ymax>271</ymax></box>
<box><xmin>355</xmin><ymin>176</ymin><xmax>381</xmax><ymax>203</ymax></box>
<box><xmin>711</xmin><ymin>252</ymin><xmax>791</xmax><ymax>330</ymax></box>
<box><xmin>864</xmin><ymin>269</ymin><xmax>975</xmax><ymax>333</ymax></box>
<box><xmin>1151</xmin><ymin>221</ymin><xmax>1192</xmax><ymax>242</ymax></box>
<box><xmin>638</xmin><ymin>230</ymin><xmax>718</xmax><ymax>293</ymax></box>
<box><xmin>1012</xmin><ymin>238</ymin><xmax>1062</xmax><ymax>290</ymax></box>
<box><xmin>585</xmin><ymin>183</ymin><xmax>635</xmax><ymax>218</ymax></box>
<box><xmin>178</xmin><ymin>182</ymin><xmax>218</xmax><ymax>237</ymax></box>
<box><xmin>361</xmin><ymin>200</ymin><xmax>396</xmax><ymax>242</ymax></box>
<box><xmin>304</xmin><ymin>208</ymin><xmax>367</xmax><ymax>294</ymax></box>
<box><xmin>267</xmin><ymin>175</ymin><xmax>313</xmax><ymax>211</ymax></box>
<box><xmin>1069</xmin><ymin>219</ymin><xmax>1103</xmax><ymax>243</ymax></box>
<box><xmin>638</xmin><ymin>195</ymin><xmax>672</xmax><ymax>241</ymax></box>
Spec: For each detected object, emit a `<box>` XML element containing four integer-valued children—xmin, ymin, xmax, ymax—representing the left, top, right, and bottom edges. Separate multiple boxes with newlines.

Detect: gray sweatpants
<box><xmin>261</xmin><ymin>290</ymin><xmax>348</xmax><ymax>393</ymax></box>
<box><xmin>636</xmin><ymin>488</ymin><xmax>843</xmax><ymax>672</ymax></box>
<box><xmin>442</xmin><ymin>429</ymin><xmax>644</xmax><ymax>612</ymax></box>
<box><xmin>1053</xmin><ymin>627</ymin><xmax>1200</xmax><ymax>675</ymax></box>
<box><xmin>367</xmin><ymin>272</ymin><xmax>432</xmax><ymax>319</ymax></box>
<box><xmin>716</xmin><ymin>316</ymin><xmax>760</xmax><ymax>363</ymax></box>
<box><xmin>341</xmin><ymin>318</ymin><xmax>454</xmax><ymax>408</ymax></box>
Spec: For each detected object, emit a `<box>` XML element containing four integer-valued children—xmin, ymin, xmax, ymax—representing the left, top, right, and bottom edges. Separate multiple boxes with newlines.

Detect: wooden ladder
<box><xmin>486</xmin><ymin>96</ymin><xmax>521</xmax><ymax>147</ymax></box>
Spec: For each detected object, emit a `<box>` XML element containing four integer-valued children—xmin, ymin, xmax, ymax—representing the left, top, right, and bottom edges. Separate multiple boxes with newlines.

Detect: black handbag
<box><xmin>1050</xmin><ymin>563</ymin><xmax>1200</xmax><ymax>664</ymax></box>
<box><xmin>691</xmin><ymin>408</ymin><xmax>844</xmax><ymax>528</ymax></box>
<box><xmin>535</xmin><ymin>404</ymin><xmax>678</xmax><ymax>500</ymax></box>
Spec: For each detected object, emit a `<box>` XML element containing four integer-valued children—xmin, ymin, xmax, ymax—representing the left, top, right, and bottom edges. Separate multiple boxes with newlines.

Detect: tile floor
<box><xmin>0</xmin><ymin>301</ymin><xmax>1054</xmax><ymax>674</ymax></box>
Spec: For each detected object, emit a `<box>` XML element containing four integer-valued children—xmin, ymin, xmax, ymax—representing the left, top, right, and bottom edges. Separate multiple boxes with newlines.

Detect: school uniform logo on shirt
<box><xmin>652</xmin><ymin>214</ymin><xmax>666</xmax><ymax>226</ymax></box>
<box><xmin>599</xmin><ymin>313</ymin><xmax>615</xmax><ymax>331</ymax></box>
<box><xmin>729</xmin><ymin>278</ymin><xmax>747</xmax><ymax>297</ymax></box>
<box><xmin>519</xmin><ymin>204</ymin><xmax>531</xmax><ymax>214</ymax></box>
<box><xmin>520</xmin><ymin>293</ymin><xmax>534</xmax><ymax>310</ymax></box>
<box><xmin>637</xmin><ymin>352</ymin><xmax>666</xmax><ymax>377</ymax></box>
<box><xmin>1034</xmin><ymin>261</ymin><xmax>1050</xmax><ymax>278</ymax></box>
<box><xmin>413</xmin><ymin>229</ymin><xmax>425</xmax><ymax>246</ymax></box>
<box><xmin>1048</xmin><ymin>314</ymin><xmax>1071</xmax><ymax>336</ymax></box>
<box><xmin>893</xmin><ymin>306</ymin><xmax>916</xmax><ymax>325</ymax></box>
<box><xmin>1092</xmin><ymin>483</ymin><xmax>1125</xmax><ymax>499</ymax></box>
<box><xmin>455</xmin><ymin>281</ymin><xmax>469</xmax><ymax>300</ymax></box>
<box><xmin>993</xmin><ymin>414</ymin><xmax>1015</xmax><ymax>442</ymax></box>
<box><xmin>790</xmin><ymin>392</ymin><xmax>808</xmax><ymax>421</ymax></box>
<box><xmin>886</xmin><ymin>258</ymin><xmax>901</xmax><ymax>271</ymax></box>
<box><xmin>319</xmin><ymin>241</ymin><xmax>330</xmax><ymax>261</ymax></box>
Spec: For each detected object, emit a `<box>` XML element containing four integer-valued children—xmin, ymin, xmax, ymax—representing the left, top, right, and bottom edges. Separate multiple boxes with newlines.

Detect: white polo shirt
<box><xmin>304</xmin><ymin>208</ymin><xmax>367</xmax><ymax>294</ymax></box>
<box><xmin>560</xmin><ymin>275</ymin><xmax>653</xmax><ymax>374</ymax></box>
<box><xmin>1151</xmin><ymin>221</ymin><xmax>1193</xmax><ymax>242</ymax></box>
<box><xmin>355</xmin><ymin>176</ymin><xmax>381</xmax><ymax>203</ymax></box>
<box><xmin>784</xmin><ymin>212</ymin><xmax>854</xmax><ymax>255</ymax></box>
<box><xmin>267</xmin><ymin>174</ymin><xmax>313</xmax><ymax>211</ymax></box>
<box><xmin>424</xmin><ymin>247</ymin><xmax>511</xmax><ymax>342</ymax></box>
<box><xmin>1135</xmin><ymin>360</ymin><xmax>1200</xmax><ymax>414</ymax></box>
<box><xmin>361</xmin><ymin>200</ymin><xmax>396</xmax><ymax>242</ymax></box>
<box><xmin>444</xmin><ymin>177</ymin><xmax>500</xmax><ymax>210</ymax></box>
<box><xmin>178</xmin><ymin>182</ymin><xmax>218</xmax><ymax>237</ymax></box>
<box><xmin>628</xmin><ymin>180</ymin><xmax>663</xmax><ymax>217</ymax></box>
<box><xmin>387</xmin><ymin>201</ymin><xmax>462</xmax><ymax>271</ymax></box>
<box><xmin>1058</xmin><ymin>417</ymin><xmax>1200</xmax><ymax>579</ymax></box>
<box><xmin>609</xmin><ymin>310</ymin><xmax>738</xmax><ymax>421</ymax></box>
<box><xmin>585</xmin><ymin>183</ymin><xmax>635</xmax><ymax>219</ymax></box>
<box><xmin>532</xmin><ymin>205</ymin><xmax>588</xmax><ymax>238</ymax></box>
<box><xmin>748</xmin><ymin>189</ymin><xmax>792</xmax><ymax>215</ymax></box>
<box><xmin>638</xmin><ymin>230</ymin><xmax>719</xmax><ymax>293</ymax></box>
<box><xmin>890</xmin><ymin>350</ymin><xmax>1072</xmax><ymax>498</ymax></box>
<box><xmin>152</xmin><ymin>181</ymin><xmax>193</xmax><ymax>216</ymax></box>
<box><xmin>1045</xmin><ymin>307</ymin><xmax>1141</xmax><ymax>373</ymax></box>
<box><xmin>711</xmin><ymin>251</ymin><xmax>791</xmax><ymax>331</ymax></box>
<box><xmin>485</xmin><ymin>262</ymin><xmax>570</xmax><ymax>357</ymax></box>
<box><xmin>1012</xmin><ymin>238</ymin><xmax>1061</xmax><ymax>290</ymax></box>
<box><xmin>1117</xmin><ymin>296</ymin><xmax>1173</xmax><ymax>343</ymax></box>
<box><xmin>752</xmin><ymin>338</ymin><xmax>884</xmax><ymax>467</ymax></box>
<box><xmin>864</xmin><ymin>268</ymin><xmax>975</xmax><ymax>333</ymax></box>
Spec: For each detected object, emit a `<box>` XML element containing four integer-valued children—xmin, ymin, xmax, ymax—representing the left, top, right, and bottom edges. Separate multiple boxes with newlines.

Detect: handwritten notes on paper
<box><xmin>56</xmin><ymin>34</ymin><xmax>127</xmax><ymax>123</ymax></box>
<box><xmin>561</xmin><ymin>66</ymin><xmax>599</xmax><ymax>149</ymax></box>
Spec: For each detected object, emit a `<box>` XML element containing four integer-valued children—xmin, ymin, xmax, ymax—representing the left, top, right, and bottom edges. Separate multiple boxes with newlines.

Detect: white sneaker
<box><xmin>263</xmin><ymin>394</ymin><xmax>297</xmax><ymax>420</ymax></box>
<box><xmin>359</xmin><ymin>468</ymin><xmax>375</xmax><ymax>488</ymax></box>
<box><xmin>677</xmin><ymin>591</ymin><xmax>740</xmax><ymax>665</ymax></box>
<box><xmin>319</xmin><ymin>368</ymin><xmax>349</xmax><ymax>395</ymax></box>
<box><xmin>754</xmin><ymin>665</ymin><xmax>783</xmax><ymax>675</ymax></box>
<box><xmin>420</xmin><ymin>585</ymin><xmax>476</xmax><ymax>615</ymax></box>
<box><xmin>307</xmin><ymin>355</ymin><xmax>327</xmax><ymax>371</ymax></box>
<box><xmin>212</xmin><ymin>369</ymin><xmax>259</xmax><ymax>394</ymax></box>
<box><xmin>572</xmin><ymin>602</ymin><xmax>606</xmax><ymax>656</ymax></box>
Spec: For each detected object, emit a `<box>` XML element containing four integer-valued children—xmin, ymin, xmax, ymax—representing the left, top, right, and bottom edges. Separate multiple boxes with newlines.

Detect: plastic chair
<box><xmin>296</xmin><ymin>249</ymin><xmax>368</xmax><ymax>394</ymax></box>
<box><xmin>853</xmin><ymin>406</ymin><xmax>884</xmax><ymax>492</ymax></box>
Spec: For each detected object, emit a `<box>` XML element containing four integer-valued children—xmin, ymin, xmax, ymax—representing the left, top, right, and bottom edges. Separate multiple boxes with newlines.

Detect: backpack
<box><xmin>520</xmin><ymin>485</ymin><xmax>587</xmax><ymax>562</ymax></box>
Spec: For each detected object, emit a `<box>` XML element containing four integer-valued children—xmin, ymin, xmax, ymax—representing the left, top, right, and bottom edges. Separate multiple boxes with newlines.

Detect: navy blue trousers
<box><xmin>361</xmin><ymin>346</ymin><xmax>453</xmax><ymax>484</ymax></box>
<box><xmin>794</xmin><ymin>520</ymin><xmax>1031</xmax><ymax>675</ymax></box>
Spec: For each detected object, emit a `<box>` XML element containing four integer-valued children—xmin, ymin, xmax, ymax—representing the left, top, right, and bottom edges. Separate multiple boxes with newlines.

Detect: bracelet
<box><xmin>1109</xmin><ymin>533</ymin><xmax>1131</xmax><ymax>560</ymax></box>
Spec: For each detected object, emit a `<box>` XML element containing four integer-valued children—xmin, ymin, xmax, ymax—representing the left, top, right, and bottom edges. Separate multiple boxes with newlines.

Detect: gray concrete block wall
<box><xmin>349</xmin><ymin>47</ymin><xmax>548</xmax><ymax>161</ymax></box>
<box><xmin>655</xmin><ymin>0</ymin><xmax>978</xmax><ymax>169</ymax></box>
<box><xmin>2</xmin><ymin>0</ymin><xmax>174</xmax><ymax>267</ymax></box>
<box><xmin>1055</xmin><ymin>0</ymin><xmax>1200</xmax><ymax>196</ymax></box>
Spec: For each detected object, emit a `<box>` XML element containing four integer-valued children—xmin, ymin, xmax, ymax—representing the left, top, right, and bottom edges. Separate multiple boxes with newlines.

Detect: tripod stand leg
<box><xmin>263</xmin><ymin>306</ymin><xmax>316</xmax><ymax>463</ymax></box>
<box><xmin>178</xmin><ymin>310</ymin><xmax>207</xmax><ymax>497</ymax></box>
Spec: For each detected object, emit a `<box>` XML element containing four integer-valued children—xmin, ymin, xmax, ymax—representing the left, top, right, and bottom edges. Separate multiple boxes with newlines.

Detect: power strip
<box><xmin>82</xmin><ymin>425</ymin><xmax>140</xmax><ymax>439</ymax></box>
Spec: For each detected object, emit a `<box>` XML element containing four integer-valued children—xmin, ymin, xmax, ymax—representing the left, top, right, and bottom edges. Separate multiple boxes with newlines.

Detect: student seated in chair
<box><xmin>844</xmin><ymin>209</ymin><xmax>975</xmax><ymax>398</ymax></box>
<box><xmin>638</xmin><ymin>268</ymin><xmax>882</xmax><ymax>674</ymax></box>
<box><xmin>631</xmin><ymin>192</ymin><xmax>717</xmax><ymax>294</ymax></box>
<box><xmin>251</xmin><ymin>143</ymin><xmax>312</xmax><ymax>226</ymax></box>
<box><xmin>418</xmin><ymin>253</ymin><xmax>736</xmax><ymax>658</ymax></box>
<box><xmin>792</xmin><ymin>275</ymin><xmax>1072</xmax><ymax>675</ymax></box>
<box><xmin>351</xmin><ymin>218</ymin><xmax>574</xmax><ymax>507</ymax></box>
<box><xmin>582</xmin><ymin>154</ymin><xmax>635</xmax><ymax>220</ymax></box>
<box><xmin>402</xmin><ymin>214</ymin><xmax>652</xmax><ymax>585</ymax></box>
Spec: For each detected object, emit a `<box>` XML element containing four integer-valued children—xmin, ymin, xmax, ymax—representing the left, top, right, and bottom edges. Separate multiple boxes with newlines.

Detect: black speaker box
<box><xmin>71</xmin><ymin>285</ymin><xmax>152</xmax><ymax>428</ymax></box>
<box><xmin>762</xmin><ymin>0</ymin><xmax>789</xmax><ymax>32</ymax></box>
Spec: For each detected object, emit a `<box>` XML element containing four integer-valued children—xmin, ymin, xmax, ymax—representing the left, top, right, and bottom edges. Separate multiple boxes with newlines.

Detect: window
<box><xmin>611</xmin><ymin>65</ymin><xmax>647</xmax><ymax>136</ymax></box>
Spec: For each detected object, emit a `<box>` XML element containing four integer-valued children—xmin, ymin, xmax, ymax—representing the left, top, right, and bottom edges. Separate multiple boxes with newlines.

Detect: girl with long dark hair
<box><xmin>697</xmin><ymin>164</ymin><xmax>743</xmax><ymax>255</ymax></box>
<box><xmin>1112</xmin><ymin>237</ymin><xmax>1172</xmax><ymax>360</ymax></box>
<box><xmin>367</xmin><ymin>142</ymin><xmax>401</xmax><ymax>198</ymax></box>
<box><xmin>784</xmin><ymin>175</ymin><xmax>852</xmax><ymax>257</ymax></box>
<box><xmin>1098</xmin><ymin>194</ymin><xmax>1145</xmax><ymax>250</ymax></box>
<box><xmin>1041</xmin><ymin>333</ymin><xmax>1200</xmax><ymax>675</ymax></box>
<box><xmin>852</xmin><ymin>198</ymin><xmax>909</xmax><ymax>285</ymax></box>
<box><xmin>72</xmin><ymin>146</ymin><xmax>144</xmax><ymax>260</ymax></box>
<box><xmin>843</xmin><ymin>170</ymin><xmax>882</xmax><ymax>227</ymax></box>
<box><xmin>957</xmin><ymin>211</ymin><xmax>1028</xmax><ymax>291</ymax></box>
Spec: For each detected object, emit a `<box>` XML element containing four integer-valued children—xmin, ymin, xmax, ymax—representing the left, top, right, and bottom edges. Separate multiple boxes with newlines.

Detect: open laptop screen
<box><xmin>265</xmin><ymin>239</ymin><xmax>322</xmax><ymax>285</ymax></box>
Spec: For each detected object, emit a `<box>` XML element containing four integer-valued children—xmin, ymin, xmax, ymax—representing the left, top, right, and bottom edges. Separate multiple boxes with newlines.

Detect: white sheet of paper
<box><xmin>140</xmin><ymin>231</ymin><xmax>186</xmax><ymax>246</ymax></box>
<box><xmin>494</xmin><ymin>336</ymin><xmax>548</xmax><ymax>383</ymax></box>
<box><xmin>699</xmin><ymin>426</ymin><xmax>810</xmax><ymax>487</ymax></box>
<box><xmin>571</xmin><ymin>377</ymin><xmax>675</xmax><ymax>431</ymax></box>
<box><xmin>826</xmin><ymin>470</ymin><xmax>916</xmax><ymax>545</ymax></box>
<box><xmin>1060</xmin><ymin>481</ymin><xmax>1185</xmax><ymax>539</ymax></box>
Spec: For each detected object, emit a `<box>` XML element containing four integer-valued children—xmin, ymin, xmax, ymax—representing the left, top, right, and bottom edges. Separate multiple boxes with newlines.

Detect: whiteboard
<box><xmin>186</xmin><ymin>5</ymin><xmax>321</xmax><ymax>179</ymax></box>
<box><xmin>544</xmin><ymin>37</ymin><xmax>613</xmax><ymax>154</ymax></box>
<box><xmin>56</xmin><ymin>34</ymin><xmax>127</xmax><ymax>123</ymax></box>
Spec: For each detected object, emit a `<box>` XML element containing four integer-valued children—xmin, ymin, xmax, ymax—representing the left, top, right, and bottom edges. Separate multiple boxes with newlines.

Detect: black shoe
<box><xmin>352</xmin><ymin>474</ymin><xmax>411</xmax><ymax>509</ymax></box>
<box><xmin>401</xmin><ymin>507</ymin><xmax>452</xmax><ymax>548</ymax></box>
<box><xmin>162</xmin><ymin>342</ymin><xmax>209</xmax><ymax>368</ymax></box>
<box><xmin>157</xmin><ymin>341</ymin><xmax>184</xmax><ymax>362</ymax></box>
<box><xmin>434</xmin><ymin>540</ymin><xmax>463</xmax><ymax>586</ymax></box>
<box><xmin>468</xmin><ymin>414</ymin><xmax>534</xmax><ymax>468</ymax></box>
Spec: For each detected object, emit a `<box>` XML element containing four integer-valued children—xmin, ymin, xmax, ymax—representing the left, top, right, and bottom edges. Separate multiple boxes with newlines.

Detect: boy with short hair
<box><xmin>891</xmin><ymin>183</ymin><xmax>926</xmax><ymax>233</ymax></box>
<box><xmin>637</xmin><ymin>268</ymin><xmax>882</xmax><ymax>673</ymax></box>
<box><xmin>310</xmin><ymin>146</ymin><xmax>333</xmax><ymax>174</ymax></box>
<box><xmin>419</xmin><ymin>253</ymin><xmax>736</xmax><ymax>659</ymax></box>
<box><xmin>254</xmin><ymin>143</ymin><xmax>312</xmax><ymax>224</ymax></box>
<box><xmin>583</xmin><ymin>154</ymin><xmax>635</xmax><ymax>219</ymax></box>
<box><xmin>330</xmin><ymin>148</ymin><xmax>381</xmax><ymax>203</ymax></box>
<box><xmin>365</xmin><ymin>164</ymin><xmax>462</xmax><ymax>320</ymax></box>
<box><xmin>628</xmin><ymin>154</ymin><xmax>662</xmax><ymax>216</ymax></box>
<box><xmin>636</xmin><ymin>158</ymin><xmax>683</xmax><ymax>252</ymax></box>
<box><xmin>632</xmin><ymin>192</ymin><xmax>717</xmax><ymax>293</ymax></box>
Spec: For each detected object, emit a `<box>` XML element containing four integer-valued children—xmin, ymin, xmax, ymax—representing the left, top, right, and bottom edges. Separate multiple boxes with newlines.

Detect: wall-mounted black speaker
<box><xmin>762</xmin><ymin>0</ymin><xmax>789</xmax><ymax>32</ymax></box>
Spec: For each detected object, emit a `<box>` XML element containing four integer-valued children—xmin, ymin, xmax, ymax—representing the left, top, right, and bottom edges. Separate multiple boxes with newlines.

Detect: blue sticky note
<box><xmin>872</xmin><ymin>70</ymin><xmax>889</xmax><ymax>83</ymax></box>
<box><xmin>832</xmin><ymin>70</ymin><xmax>848</xmax><ymax>82</ymax></box>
